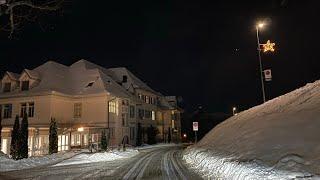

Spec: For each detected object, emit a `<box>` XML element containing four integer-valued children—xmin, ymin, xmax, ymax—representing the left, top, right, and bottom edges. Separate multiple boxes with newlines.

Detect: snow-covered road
<box><xmin>0</xmin><ymin>145</ymin><xmax>201</xmax><ymax>180</ymax></box>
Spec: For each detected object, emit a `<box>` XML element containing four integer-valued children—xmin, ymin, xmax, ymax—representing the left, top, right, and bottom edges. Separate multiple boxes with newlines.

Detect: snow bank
<box><xmin>183</xmin><ymin>80</ymin><xmax>320</xmax><ymax>179</ymax></box>
<box><xmin>54</xmin><ymin>149</ymin><xmax>139</xmax><ymax>166</ymax></box>
<box><xmin>0</xmin><ymin>151</ymin><xmax>78</xmax><ymax>172</ymax></box>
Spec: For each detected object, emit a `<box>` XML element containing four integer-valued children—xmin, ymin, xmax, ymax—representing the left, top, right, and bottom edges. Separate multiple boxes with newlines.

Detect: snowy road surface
<box><xmin>0</xmin><ymin>145</ymin><xmax>201</xmax><ymax>180</ymax></box>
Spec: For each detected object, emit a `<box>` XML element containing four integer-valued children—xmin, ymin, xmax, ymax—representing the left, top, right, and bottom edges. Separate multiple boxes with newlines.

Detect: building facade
<box><xmin>0</xmin><ymin>60</ymin><xmax>181</xmax><ymax>156</ymax></box>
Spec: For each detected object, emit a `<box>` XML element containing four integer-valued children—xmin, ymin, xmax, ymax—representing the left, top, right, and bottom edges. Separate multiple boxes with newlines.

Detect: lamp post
<box><xmin>232</xmin><ymin>107</ymin><xmax>237</xmax><ymax>116</ymax></box>
<box><xmin>256</xmin><ymin>23</ymin><xmax>266</xmax><ymax>103</ymax></box>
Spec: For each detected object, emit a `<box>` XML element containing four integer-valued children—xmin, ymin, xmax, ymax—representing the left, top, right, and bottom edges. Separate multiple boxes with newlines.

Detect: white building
<box><xmin>0</xmin><ymin>60</ymin><xmax>182</xmax><ymax>156</ymax></box>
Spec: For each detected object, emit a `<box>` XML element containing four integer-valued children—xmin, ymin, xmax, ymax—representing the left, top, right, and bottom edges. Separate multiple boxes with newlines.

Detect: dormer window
<box><xmin>86</xmin><ymin>82</ymin><xmax>94</xmax><ymax>88</ymax></box>
<box><xmin>122</xmin><ymin>75</ymin><xmax>127</xmax><ymax>83</ymax></box>
<box><xmin>21</xmin><ymin>81</ymin><xmax>29</xmax><ymax>91</ymax></box>
<box><xmin>3</xmin><ymin>82</ymin><xmax>11</xmax><ymax>92</ymax></box>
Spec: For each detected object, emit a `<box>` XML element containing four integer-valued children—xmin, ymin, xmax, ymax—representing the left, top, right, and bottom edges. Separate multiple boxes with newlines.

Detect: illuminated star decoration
<box><xmin>262</xmin><ymin>40</ymin><xmax>276</xmax><ymax>52</ymax></box>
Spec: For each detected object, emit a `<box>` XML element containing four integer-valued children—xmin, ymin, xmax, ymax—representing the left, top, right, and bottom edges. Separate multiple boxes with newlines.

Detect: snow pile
<box><xmin>183</xmin><ymin>80</ymin><xmax>320</xmax><ymax>179</ymax></box>
<box><xmin>0</xmin><ymin>151</ymin><xmax>78</xmax><ymax>172</ymax></box>
<box><xmin>54</xmin><ymin>149</ymin><xmax>139</xmax><ymax>166</ymax></box>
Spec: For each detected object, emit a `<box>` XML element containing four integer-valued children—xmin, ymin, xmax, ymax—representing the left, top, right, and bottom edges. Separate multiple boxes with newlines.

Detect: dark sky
<box><xmin>1</xmin><ymin>1</ymin><xmax>320</xmax><ymax>113</ymax></box>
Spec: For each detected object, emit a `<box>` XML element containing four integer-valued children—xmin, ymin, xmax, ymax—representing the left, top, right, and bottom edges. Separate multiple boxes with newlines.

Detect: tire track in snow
<box><xmin>122</xmin><ymin>149</ymin><xmax>164</xmax><ymax>179</ymax></box>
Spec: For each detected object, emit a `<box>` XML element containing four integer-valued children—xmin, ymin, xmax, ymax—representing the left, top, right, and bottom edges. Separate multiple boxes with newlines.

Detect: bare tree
<box><xmin>0</xmin><ymin>0</ymin><xmax>64</xmax><ymax>38</ymax></box>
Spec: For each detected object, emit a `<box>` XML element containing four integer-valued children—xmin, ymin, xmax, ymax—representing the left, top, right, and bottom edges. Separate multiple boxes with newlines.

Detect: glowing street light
<box><xmin>183</xmin><ymin>133</ymin><xmax>187</xmax><ymax>138</ymax></box>
<box><xmin>232</xmin><ymin>107</ymin><xmax>237</xmax><ymax>116</ymax></box>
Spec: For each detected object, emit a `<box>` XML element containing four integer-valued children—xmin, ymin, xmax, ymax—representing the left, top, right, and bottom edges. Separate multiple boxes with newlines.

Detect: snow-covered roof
<box><xmin>6</xmin><ymin>71</ymin><xmax>20</xmax><ymax>81</ymax></box>
<box><xmin>24</xmin><ymin>69</ymin><xmax>40</xmax><ymax>80</ymax></box>
<box><xmin>105</xmin><ymin>67</ymin><xmax>159</xmax><ymax>94</ymax></box>
<box><xmin>0</xmin><ymin>60</ymin><xmax>161</xmax><ymax>99</ymax></box>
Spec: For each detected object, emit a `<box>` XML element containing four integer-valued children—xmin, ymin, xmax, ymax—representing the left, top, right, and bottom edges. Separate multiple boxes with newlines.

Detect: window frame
<box><xmin>21</xmin><ymin>81</ymin><xmax>30</xmax><ymax>91</ymax></box>
<box><xmin>28</xmin><ymin>102</ymin><xmax>35</xmax><ymax>117</ymax></box>
<box><xmin>3</xmin><ymin>82</ymin><xmax>11</xmax><ymax>93</ymax></box>
<box><xmin>3</xmin><ymin>104</ymin><xmax>12</xmax><ymax>119</ymax></box>
<box><xmin>74</xmin><ymin>103</ymin><xmax>82</xmax><ymax>118</ymax></box>
<box><xmin>129</xmin><ymin>105</ymin><xmax>135</xmax><ymax>118</ymax></box>
<box><xmin>20</xmin><ymin>103</ymin><xmax>27</xmax><ymax>117</ymax></box>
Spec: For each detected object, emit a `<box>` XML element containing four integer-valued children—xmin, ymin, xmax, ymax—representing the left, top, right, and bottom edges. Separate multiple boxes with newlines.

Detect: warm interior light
<box><xmin>77</xmin><ymin>127</ymin><xmax>84</xmax><ymax>132</ymax></box>
<box><xmin>233</xmin><ymin>107</ymin><xmax>236</xmax><ymax>111</ymax></box>
<box><xmin>258</xmin><ymin>23</ymin><xmax>264</xmax><ymax>28</ymax></box>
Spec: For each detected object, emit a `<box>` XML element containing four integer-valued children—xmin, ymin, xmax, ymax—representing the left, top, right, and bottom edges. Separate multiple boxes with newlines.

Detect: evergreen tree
<box><xmin>49</xmin><ymin>118</ymin><xmax>58</xmax><ymax>154</ymax></box>
<box><xmin>101</xmin><ymin>130</ymin><xmax>107</xmax><ymax>151</ymax></box>
<box><xmin>19</xmin><ymin>114</ymin><xmax>29</xmax><ymax>159</ymax></box>
<box><xmin>136</xmin><ymin>123</ymin><xmax>142</xmax><ymax>146</ymax></box>
<box><xmin>10</xmin><ymin>115</ymin><xmax>20</xmax><ymax>160</ymax></box>
<box><xmin>168</xmin><ymin>127</ymin><xmax>171</xmax><ymax>143</ymax></box>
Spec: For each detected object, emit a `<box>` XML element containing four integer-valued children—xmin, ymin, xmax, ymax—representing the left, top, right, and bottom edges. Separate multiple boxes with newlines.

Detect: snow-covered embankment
<box><xmin>183</xmin><ymin>80</ymin><xmax>320</xmax><ymax>179</ymax></box>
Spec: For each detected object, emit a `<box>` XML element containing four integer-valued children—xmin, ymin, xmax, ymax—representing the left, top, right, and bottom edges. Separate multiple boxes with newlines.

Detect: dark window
<box><xmin>21</xmin><ymin>81</ymin><xmax>29</xmax><ymax>91</ymax></box>
<box><xmin>3</xmin><ymin>104</ymin><xmax>12</xmax><ymax>119</ymax></box>
<box><xmin>138</xmin><ymin>109</ymin><xmax>144</xmax><ymax>119</ymax></box>
<box><xmin>122</xmin><ymin>75</ymin><xmax>127</xmax><ymax>83</ymax></box>
<box><xmin>145</xmin><ymin>110</ymin><xmax>151</xmax><ymax>118</ymax></box>
<box><xmin>86</xmin><ymin>82</ymin><xmax>94</xmax><ymax>87</ymax></box>
<box><xmin>129</xmin><ymin>105</ymin><xmax>135</xmax><ymax>118</ymax></box>
<box><xmin>3</xmin><ymin>83</ymin><xmax>11</xmax><ymax>92</ymax></box>
<box><xmin>20</xmin><ymin>103</ymin><xmax>27</xmax><ymax>117</ymax></box>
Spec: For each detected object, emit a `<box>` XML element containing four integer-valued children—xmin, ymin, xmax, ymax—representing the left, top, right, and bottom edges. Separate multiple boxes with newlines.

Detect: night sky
<box><xmin>1</xmin><ymin>1</ymin><xmax>319</xmax><ymax>113</ymax></box>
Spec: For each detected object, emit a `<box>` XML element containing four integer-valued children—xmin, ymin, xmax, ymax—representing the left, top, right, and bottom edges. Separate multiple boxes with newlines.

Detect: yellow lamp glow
<box><xmin>77</xmin><ymin>127</ymin><xmax>84</xmax><ymax>132</ymax></box>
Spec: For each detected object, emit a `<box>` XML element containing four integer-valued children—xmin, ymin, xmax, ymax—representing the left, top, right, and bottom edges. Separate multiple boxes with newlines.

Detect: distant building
<box><xmin>0</xmin><ymin>60</ymin><xmax>181</xmax><ymax>156</ymax></box>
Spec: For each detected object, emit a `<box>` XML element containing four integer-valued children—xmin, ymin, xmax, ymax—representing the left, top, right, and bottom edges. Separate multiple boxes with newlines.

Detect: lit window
<box><xmin>146</xmin><ymin>96</ymin><xmax>149</xmax><ymax>104</ymax></box>
<box><xmin>21</xmin><ymin>81</ymin><xmax>29</xmax><ymax>91</ymax></box>
<box><xmin>71</xmin><ymin>134</ymin><xmax>81</xmax><ymax>146</ymax></box>
<box><xmin>171</xmin><ymin>120</ymin><xmax>175</xmax><ymax>129</ymax></box>
<box><xmin>152</xmin><ymin>111</ymin><xmax>156</xmax><ymax>120</ymax></box>
<box><xmin>28</xmin><ymin>102</ymin><xmax>34</xmax><ymax>117</ymax></box>
<box><xmin>74</xmin><ymin>103</ymin><xmax>82</xmax><ymax>118</ymax></box>
<box><xmin>3</xmin><ymin>104</ymin><xmax>12</xmax><ymax>119</ymax></box>
<box><xmin>108</xmin><ymin>101</ymin><xmax>116</xmax><ymax>113</ymax></box>
<box><xmin>20</xmin><ymin>103</ymin><xmax>27</xmax><ymax>117</ymax></box>
<box><xmin>3</xmin><ymin>83</ymin><xmax>11</xmax><ymax>92</ymax></box>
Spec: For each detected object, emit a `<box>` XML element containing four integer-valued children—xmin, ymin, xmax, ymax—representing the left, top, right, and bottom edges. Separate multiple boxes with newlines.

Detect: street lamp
<box><xmin>256</xmin><ymin>22</ymin><xmax>266</xmax><ymax>103</ymax></box>
<box><xmin>232</xmin><ymin>107</ymin><xmax>237</xmax><ymax>116</ymax></box>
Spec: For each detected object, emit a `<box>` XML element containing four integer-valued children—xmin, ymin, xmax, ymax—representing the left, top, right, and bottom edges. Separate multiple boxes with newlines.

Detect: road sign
<box><xmin>264</xmin><ymin>69</ymin><xmax>272</xmax><ymax>81</ymax></box>
<box><xmin>193</xmin><ymin>122</ymin><xmax>198</xmax><ymax>131</ymax></box>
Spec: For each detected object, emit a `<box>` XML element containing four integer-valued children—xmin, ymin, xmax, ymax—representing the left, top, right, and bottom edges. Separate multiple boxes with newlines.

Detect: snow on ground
<box><xmin>183</xmin><ymin>80</ymin><xmax>320</xmax><ymax>179</ymax></box>
<box><xmin>54</xmin><ymin>149</ymin><xmax>139</xmax><ymax>166</ymax></box>
<box><xmin>136</xmin><ymin>143</ymin><xmax>179</xmax><ymax>150</ymax></box>
<box><xmin>0</xmin><ymin>151</ymin><xmax>78</xmax><ymax>172</ymax></box>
